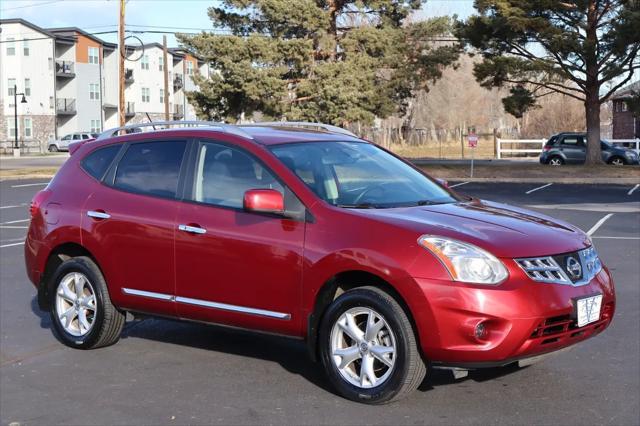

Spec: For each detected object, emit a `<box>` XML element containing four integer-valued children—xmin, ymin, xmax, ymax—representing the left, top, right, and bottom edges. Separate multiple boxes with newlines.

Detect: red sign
<box><xmin>468</xmin><ymin>133</ymin><xmax>478</xmax><ymax>148</ymax></box>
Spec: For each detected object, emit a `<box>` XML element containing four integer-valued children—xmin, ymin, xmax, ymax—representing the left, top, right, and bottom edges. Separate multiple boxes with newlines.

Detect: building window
<box><xmin>160</xmin><ymin>89</ymin><xmax>165</xmax><ymax>103</ymax></box>
<box><xmin>48</xmin><ymin>58</ymin><xmax>53</xmax><ymax>70</ymax></box>
<box><xmin>24</xmin><ymin>118</ymin><xmax>32</xmax><ymax>139</ymax></box>
<box><xmin>8</xmin><ymin>79</ymin><xmax>16</xmax><ymax>96</ymax></box>
<box><xmin>50</xmin><ymin>96</ymin><xmax>54</xmax><ymax>109</ymax></box>
<box><xmin>186</xmin><ymin>61</ymin><xmax>194</xmax><ymax>75</ymax></box>
<box><xmin>8</xmin><ymin>119</ymin><xmax>17</xmax><ymax>138</ymax></box>
<box><xmin>141</xmin><ymin>55</ymin><xmax>149</xmax><ymax>70</ymax></box>
<box><xmin>23</xmin><ymin>40</ymin><xmax>30</xmax><ymax>56</ymax></box>
<box><xmin>142</xmin><ymin>87</ymin><xmax>150</xmax><ymax>103</ymax></box>
<box><xmin>90</xmin><ymin>119</ymin><xmax>101</xmax><ymax>133</ymax></box>
<box><xmin>89</xmin><ymin>83</ymin><xmax>100</xmax><ymax>100</ymax></box>
<box><xmin>88</xmin><ymin>47</ymin><xmax>100</xmax><ymax>64</ymax></box>
<box><xmin>159</xmin><ymin>56</ymin><xmax>164</xmax><ymax>72</ymax></box>
<box><xmin>24</xmin><ymin>79</ymin><xmax>31</xmax><ymax>96</ymax></box>
<box><xmin>6</xmin><ymin>38</ymin><xmax>15</xmax><ymax>56</ymax></box>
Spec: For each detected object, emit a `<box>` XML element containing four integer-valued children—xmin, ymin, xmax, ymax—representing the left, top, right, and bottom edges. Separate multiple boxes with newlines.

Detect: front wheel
<box><xmin>608</xmin><ymin>157</ymin><xmax>625</xmax><ymax>166</ymax></box>
<box><xmin>319</xmin><ymin>286</ymin><xmax>426</xmax><ymax>404</ymax></box>
<box><xmin>49</xmin><ymin>256</ymin><xmax>125</xmax><ymax>349</ymax></box>
<box><xmin>48</xmin><ymin>145</ymin><xmax>59</xmax><ymax>152</ymax></box>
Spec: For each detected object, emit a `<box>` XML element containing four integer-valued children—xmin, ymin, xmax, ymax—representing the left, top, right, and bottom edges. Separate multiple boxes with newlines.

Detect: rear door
<box><xmin>81</xmin><ymin>139</ymin><xmax>189</xmax><ymax>316</ymax></box>
<box><xmin>559</xmin><ymin>134</ymin><xmax>586</xmax><ymax>164</ymax></box>
<box><xmin>173</xmin><ymin>140</ymin><xmax>306</xmax><ymax>336</ymax></box>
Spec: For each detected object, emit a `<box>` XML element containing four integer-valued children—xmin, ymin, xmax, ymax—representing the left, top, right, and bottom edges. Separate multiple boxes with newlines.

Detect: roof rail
<box><xmin>96</xmin><ymin>120</ymin><xmax>254</xmax><ymax>141</ymax></box>
<box><xmin>244</xmin><ymin>121</ymin><xmax>358</xmax><ymax>138</ymax></box>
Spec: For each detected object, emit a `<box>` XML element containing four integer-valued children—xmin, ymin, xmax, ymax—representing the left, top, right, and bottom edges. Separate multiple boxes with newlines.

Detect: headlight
<box><xmin>418</xmin><ymin>235</ymin><xmax>508</xmax><ymax>284</ymax></box>
<box><xmin>624</xmin><ymin>151</ymin><xmax>636</xmax><ymax>158</ymax></box>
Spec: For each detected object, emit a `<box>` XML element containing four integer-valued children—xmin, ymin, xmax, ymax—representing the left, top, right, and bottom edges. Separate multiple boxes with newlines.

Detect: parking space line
<box><xmin>0</xmin><ymin>241</ymin><xmax>24</xmax><ymax>248</ymax></box>
<box><xmin>0</xmin><ymin>219</ymin><xmax>29</xmax><ymax>224</ymax></box>
<box><xmin>449</xmin><ymin>181</ymin><xmax>470</xmax><ymax>188</ymax></box>
<box><xmin>0</xmin><ymin>225</ymin><xmax>28</xmax><ymax>229</ymax></box>
<box><xmin>628</xmin><ymin>184</ymin><xmax>639</xmax><ymax>196</ymax></box>
<box><xmin>0</xmin><ymin>203</ymin><xmax>28</xmax><ymax>210</ymax></box>
<box><xmin>592</xmin><ymin>236</ymin><xmax>640</xmax><ymax>240</ymax></box>
<box><xmin>586</xmin><ymin>213</ymin><xmax>614</xmax><ymax>236</ymax></box>
<box><xmin>525</xmin><ymin>183</ymin><xmax>552</xmax><ymax>194</ymax></box>
<box><xmin>10</xmin><ymin>182</ymin><xmax>49</xmax><ymax>188</ymax></box>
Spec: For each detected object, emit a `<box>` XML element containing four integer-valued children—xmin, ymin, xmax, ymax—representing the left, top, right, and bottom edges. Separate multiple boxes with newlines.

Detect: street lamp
<box><xmin>13</xmin><ymin>84</ymin><xmax>27</xmax><ymax>151</ymax></box>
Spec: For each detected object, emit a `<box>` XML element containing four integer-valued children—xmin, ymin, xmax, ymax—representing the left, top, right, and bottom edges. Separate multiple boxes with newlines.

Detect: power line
<box><xmin>0</xmin><ymin>0</ymin><xmax>63</xmax><ymax>12</ymax></box>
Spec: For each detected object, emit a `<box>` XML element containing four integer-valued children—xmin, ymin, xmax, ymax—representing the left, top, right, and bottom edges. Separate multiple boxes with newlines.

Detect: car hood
<box><xmin>357</xmin><ymin>199</ymin><xmax>591</xmax><ymax>258</ymax></box>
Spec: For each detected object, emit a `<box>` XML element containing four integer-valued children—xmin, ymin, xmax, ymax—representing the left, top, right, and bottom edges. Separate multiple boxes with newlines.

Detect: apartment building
<box><xmin>0</xmin><ymin>18</ymin><xmax>208</xmax><ymax>154</ymax></box>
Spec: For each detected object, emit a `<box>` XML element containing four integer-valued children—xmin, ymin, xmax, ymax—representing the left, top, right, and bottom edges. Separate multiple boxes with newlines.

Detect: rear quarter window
<box><xmin>81</xmin><ymin>144</ymin><xmax>121</xmax><ymax>181</ymax></box>
<box><xmin>113</xmin><ymin>140</ymin><xmax>186</xmax><ymax>198</ymax></box>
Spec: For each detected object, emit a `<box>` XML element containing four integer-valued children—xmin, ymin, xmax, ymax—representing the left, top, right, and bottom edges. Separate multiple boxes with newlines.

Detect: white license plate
<box><xmin>576</xmin><ymin>295</ymin><xmax>603</xmax><ymax>327</ymax></box>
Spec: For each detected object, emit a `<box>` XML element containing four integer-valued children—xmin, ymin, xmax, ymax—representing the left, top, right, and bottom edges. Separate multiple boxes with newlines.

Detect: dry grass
<box><xmin>0</xmin><ymin>168</ymin><xmax>58</xmax><ymax>180</ymax></box>
<box><xmin>390</xmin><ymin>138</ymin><xmax>500</xmax><ymax>159</ymax></box>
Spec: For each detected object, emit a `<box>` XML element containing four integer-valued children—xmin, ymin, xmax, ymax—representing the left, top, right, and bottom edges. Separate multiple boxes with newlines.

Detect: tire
<box><xmin>319</xmin><ymin>286</ymin><xmax>426</xmax><ymax>404</ymax></box>
<box><xmin>49</xmin><ymin>256</ymin><xmax>124</xmax><ymax>349</ymax></box>
<box><xmin>547</xmin><ymin>156</ymin><xmax>564</xmax><ymax>166</ymax></box>
<box><xmin>48</xmin><ymin>145</ymin><xmax>59</xmax><ymax>152</ymax></box>
<box><xmin>607</xmin><ymin>156</ymin><xmax>625</xmax><ymax>166</ymax></box>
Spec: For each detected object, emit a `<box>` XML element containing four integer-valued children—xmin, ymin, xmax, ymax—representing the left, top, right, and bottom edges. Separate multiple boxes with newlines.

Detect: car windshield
<box><xmin>270</xmin><ymin>141</ymin><xmax>457</xmax><ymax>208</ymax></box>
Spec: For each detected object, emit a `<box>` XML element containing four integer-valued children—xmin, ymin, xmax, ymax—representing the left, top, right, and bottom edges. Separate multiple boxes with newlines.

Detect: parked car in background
<box><xmin>49</xmin><ymin>133</ymin><xmax>98</xmax><ymax>152</ymax></box>
<box><xmin>540</xmin><ymin>132</ymin><xmax>639</xmax><ymax>165</ymax></box>
<box><xmin>26</xmin><ymin>122</ymin><xmax>615</xmax><ymax>404</ymax></box>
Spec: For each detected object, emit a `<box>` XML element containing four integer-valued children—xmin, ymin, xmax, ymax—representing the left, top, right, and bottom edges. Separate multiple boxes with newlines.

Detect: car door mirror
<box><xmin>243</xmin><ymin>189</ymin><xmax>285</xmax><ymax>215</ymax></box>
<box><xmin>435</xmin><ymin>178</ymin><xmax>449</xmax><ymax>188</ymax></box>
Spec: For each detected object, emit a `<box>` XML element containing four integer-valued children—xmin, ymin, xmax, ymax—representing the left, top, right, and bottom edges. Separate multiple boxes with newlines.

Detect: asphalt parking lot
<box><xmin>1</xmin><ymin>179</ymin><xmax>639</xmax><ymax>425</ymax></box>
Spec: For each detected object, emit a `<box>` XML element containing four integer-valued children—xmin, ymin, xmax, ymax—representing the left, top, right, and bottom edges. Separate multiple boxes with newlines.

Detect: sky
<box><xmin>0</xmin><ymin>0</ymin><xmax>475</xmax><ymax>47</ymax></box>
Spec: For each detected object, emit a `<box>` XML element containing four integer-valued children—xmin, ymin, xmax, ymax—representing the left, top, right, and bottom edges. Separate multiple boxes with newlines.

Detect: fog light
<box><xmin>475</xmin><ymin>322</ymin><xmax>487</xmax><ymax>340</ymax></box>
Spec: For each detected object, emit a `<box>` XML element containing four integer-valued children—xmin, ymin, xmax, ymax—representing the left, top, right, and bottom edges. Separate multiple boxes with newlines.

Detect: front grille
<box><xmin>529</xmin><ymin>302</ymin><xmax>614</xmax><ymax>345</ymax></box>
<box><xmin>516</xmin><ymin>246</ymin><xmax>602</xmax><ymax>286</ymax></box>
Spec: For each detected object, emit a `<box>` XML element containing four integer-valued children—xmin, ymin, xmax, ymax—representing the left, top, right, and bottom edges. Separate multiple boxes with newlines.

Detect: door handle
<box><xmin>178</xmin><ymin>224</ymin><xmax>207</xmax><ymax>234</ymax></box>
<box><xmin>87</xmin><ymin>210</ymin><xmax>111</xmax><ymax>220</ymax></box>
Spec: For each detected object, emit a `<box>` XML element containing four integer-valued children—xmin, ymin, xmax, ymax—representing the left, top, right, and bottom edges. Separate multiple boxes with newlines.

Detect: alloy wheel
<box><xmin>549</xmin><ymin>158</ymin><xmax>562</xmax><ymax>166</ymax></box>
<box><xmin>610</xmin><ymin>158</ymin><xmax>624</xmax><ymax>166</ymax></box>
<box><xmin>55</xmin><ymin>272</ymin><xmax>97</xmax><ymax>336</ymax></box>
<box><xmin>330</xmin><ymin>307</ymin><xmax>397</xmax><ymax>389</ymax></box>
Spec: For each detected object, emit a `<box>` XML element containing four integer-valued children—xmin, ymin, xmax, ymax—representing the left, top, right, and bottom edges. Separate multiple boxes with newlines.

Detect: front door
<box><xmin>174</xmin><ymin>140</ymin><xmax>306</xmax><ymax>336</ymax></box>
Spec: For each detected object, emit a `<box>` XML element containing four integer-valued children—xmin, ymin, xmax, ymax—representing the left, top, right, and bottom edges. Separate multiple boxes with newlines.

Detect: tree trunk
<box><xmin>584</xmin><ymin>92</ymin><xmax>602</xmax><ymax>165</ymax></box>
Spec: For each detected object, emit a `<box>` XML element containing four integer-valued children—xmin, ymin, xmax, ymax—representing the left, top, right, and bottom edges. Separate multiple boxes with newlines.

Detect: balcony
<box><xmin>125</xmin><ymin>68</ymin><xmax>134</xmax><ymax>85</ymax></box>
<box><xmin>125</xmin><ymin>102</ymin><xmax>135</xmax><ymax>118</ymax></box>
<box><xmin>56</xmin><ymin>98</ymin><xmax>76</xmax><ymax>115</ymax></box>
<box><xmin>173</xmin><ymin>104</ymin><xmax>184</xmax><ymax>119</ymax></box>
<box><xmin>173</xmin><ymin>74</ymin><xmax>183</xmax><ymax>90</ymax></box>
<box><xmin>55</xmin><ymin>60</ymin><xmax>75</xmax><ymax>78</ymax></box>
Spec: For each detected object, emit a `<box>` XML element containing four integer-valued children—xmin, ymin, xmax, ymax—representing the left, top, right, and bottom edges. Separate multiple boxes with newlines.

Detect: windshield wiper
<box><xmin>336</xmin><ymin>202</ymin><xmax>379</xmax><ymax>209</ymax></box>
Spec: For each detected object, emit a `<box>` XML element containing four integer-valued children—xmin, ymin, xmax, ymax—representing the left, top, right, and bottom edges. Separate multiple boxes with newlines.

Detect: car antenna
<box><xmin>145</xmin><ymin>112</ymin><xmax>156</xmax><ymax>130</ymax></box>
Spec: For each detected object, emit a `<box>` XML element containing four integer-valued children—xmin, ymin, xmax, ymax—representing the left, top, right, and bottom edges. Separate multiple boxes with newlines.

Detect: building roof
<box><xmin>46</xmin><ymin>26</ymin><xmax>117</xmax><ymax>50</ymax></box>
<box><xmin>0</xmin><ymin>18</ymin><xmax>75</xmax><ymax>43</ymax></box>
<box><xmin>612</xmin><ymin>81</ymin><xmax>640</xmax><ymax>100</ymax></box>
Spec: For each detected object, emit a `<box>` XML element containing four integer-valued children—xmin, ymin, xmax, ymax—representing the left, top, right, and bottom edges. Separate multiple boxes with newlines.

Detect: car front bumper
<box><xmin>413</xmin><ymin>264</ymin><xmax>616</xmax><ymax>366</ymax></box>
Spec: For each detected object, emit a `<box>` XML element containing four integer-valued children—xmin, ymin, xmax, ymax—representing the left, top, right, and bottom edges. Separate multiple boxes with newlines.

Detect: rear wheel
<box><xmin>319</xmin><ymin>286</ymin><xmax>426</xmax><ymax>404</ymax></box>
<box><xmin>608</xmin><ymin>156</ymin><xmax>625</xmax><ymax>166</ymax></box>
<box><xmin>48</xmin><ymin>145</ymin><xmax>59</xmax><ymax>152</ymax></box>
<box><xmin>49</xmin><ymin>256</ymin><xmax>124</xmax><ymax>349</ymax></box>
<box><xmin>547</xmin><ymin>156</ymin><xmax>564</xmax><ymax>166</ymax></box>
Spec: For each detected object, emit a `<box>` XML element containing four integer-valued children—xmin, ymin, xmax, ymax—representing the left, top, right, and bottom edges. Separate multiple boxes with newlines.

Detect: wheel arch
<box><xmin>37</xmin><ymin>242</ymin><xmax>99</xmax><ymax>310</ymax></box>
<box><xmin>306</xmin><ymin>269</ymin><xmax>422</xmax><ymax>362</ymax></box>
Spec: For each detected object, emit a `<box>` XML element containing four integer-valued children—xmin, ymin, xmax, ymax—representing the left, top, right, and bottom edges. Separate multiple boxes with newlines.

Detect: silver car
<box><xmin>48</xmin><ymin>132</ymin><xmax>97</xmax><ymax>152</ymax></box>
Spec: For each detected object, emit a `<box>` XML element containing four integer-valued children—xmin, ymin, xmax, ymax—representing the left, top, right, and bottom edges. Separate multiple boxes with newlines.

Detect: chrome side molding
<box><xmin>121</xmin><ymin>287</ymin><xmax>291</xmax><ymax>320</ymax></box>
<box><xmin>87</xmin><ymin>210</ymin><xmax>111</xmax><ymax>220</ymax></box>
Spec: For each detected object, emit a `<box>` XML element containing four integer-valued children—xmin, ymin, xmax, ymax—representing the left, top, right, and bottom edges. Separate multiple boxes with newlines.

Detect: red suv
<box><xmin>25</xmin><ymin>122</ymin><xmax>615</xmax><ymax>404</ymax></box>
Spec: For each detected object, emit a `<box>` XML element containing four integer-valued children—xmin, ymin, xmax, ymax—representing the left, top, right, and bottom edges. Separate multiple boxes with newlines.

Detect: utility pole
<box><xmin>118</xmin><ymin>0</ymin><xmax>126</xmax><ymax>127</ymax></box>
<box><xmin>163</xmin><ymin>35</ymin><xmax>170</xmax><ymax>121</ymax></box>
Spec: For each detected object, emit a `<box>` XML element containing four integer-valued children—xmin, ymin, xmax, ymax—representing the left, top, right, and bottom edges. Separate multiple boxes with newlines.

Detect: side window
<box><xmin>73</xmin><ymin>134</ymin><xmax>82</xmax><ymax>140</ymax></box>
<box><xmin>561</xmin><ymin>136</ymin><xmax>581</xmax><ymax>146</ymax></box>
<box><xmin>193</xmin><ymin>142</ymin><xmax>284</xmax><ymax>209</ymax></box>
<box><xmin>81</xmin><ymin>145</ymin><xmax>121</xmax><ymax>180</ymax></box>
<box><xmin>114</xmin><ymin>141</ymin><xmax>186</xmax><ymax>198</ymax></box>
<box><xmin>82</xmin><ymin>134</ymin><xmax>91</xmax><ymax>140</ymax></box>
<box><xmin>62</xmin><ymin>135</ymin><xmax>71</xmax><ymax>141</ymax></box>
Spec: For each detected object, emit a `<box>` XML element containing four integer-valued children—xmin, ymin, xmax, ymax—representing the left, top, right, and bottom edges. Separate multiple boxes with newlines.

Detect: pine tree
<box><xmin>457</xmin><ymin>0</ymin><xmax>640</xmax><ymax>165</ymax></box>
<box><xmin>177</xmin><ymin>1</ymin><xmax>459</xmax><ymax>125</ymax></box>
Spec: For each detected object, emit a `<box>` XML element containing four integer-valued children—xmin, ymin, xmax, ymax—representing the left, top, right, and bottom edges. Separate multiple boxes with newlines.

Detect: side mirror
<box><xmin>435</xmin><ymin>178</ymin><xmax>449</xmax><ymax>188</ymax></box>
<box><xmin>243</xmin><ymin>189</ymin><xmax>285</xmax><ymax>215</ymax></box>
